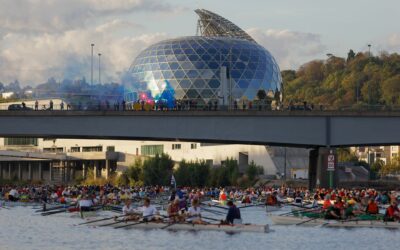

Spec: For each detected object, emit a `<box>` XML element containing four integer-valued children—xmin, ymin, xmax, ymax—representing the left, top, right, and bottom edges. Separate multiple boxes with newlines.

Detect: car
<box><xmin>8</xmin><ymin>104</ymin><xmax>33</xmax><ymax>111</ymax></box>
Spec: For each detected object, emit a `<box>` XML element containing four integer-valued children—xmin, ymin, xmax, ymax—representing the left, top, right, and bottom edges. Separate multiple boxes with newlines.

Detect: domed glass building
<box><xmin>124</xmin><ymin>9</ymin><xmax>282</xmax><ymax>108</ymax></box>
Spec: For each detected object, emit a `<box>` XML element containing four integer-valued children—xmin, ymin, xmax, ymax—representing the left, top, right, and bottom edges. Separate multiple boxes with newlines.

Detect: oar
<box><xmin>41</xmin><ymin>209</ymin><xmax>68</xmax><ymax>216</ymax></box>
<box><xmin>201</xmin><ymin>207</ymin><xmax>226</xmax><ymax>216</ymax></box>
<box><xmin>114</xmin><ymin>214</ymin><xmax>166</xmax><ymax>229</ymax></box>
<box><xmin>279</xmin><ymin>206</ymin><xmax>320</xmax><ymax>216</ymax></box>
<box><xmin>201</xmin><ymin>216</ymin><xmax>221</xmax><ymax>222</ymax></box>
<box><xmin>75</xmin><ymin>214</ymin><xmax>127</xmax><ymax>226</ymax></box>
<box><xmin>35</xmin><ymin>204</ymin><xmax>71</xmax><ymax>213</ymax></box>
<box><xmin>295</xmin><ymin>217</ymin><xmax>321</xmax><ymax>226</ymax></box>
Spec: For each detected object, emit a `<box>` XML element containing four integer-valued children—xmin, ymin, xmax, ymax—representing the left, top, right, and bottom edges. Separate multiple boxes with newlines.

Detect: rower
<box><xmin>167</xmin><ymin>198</ymin><xmax>183</xmax><ymax>222</ymax></box>
<box><xmin>8</xmin><ymin>187</ymin><xmax>19</xmax><ymax>202</ymax></box>
<box><xmin>122</xmin><ymin>199</ymin><xmax>138</xmax><ymax>220</ymax></box>
<box><xmin>384</xmin><ymin>201</ymin><xmax>400</xmax><ymax>222</ymax></box>
<box><xmin>78</xmin><ymin>194</ymin><xmax>94</xmax><ymax>212</ymax></box>
<box><xmin>138</xmin><ymin>197</ymin><xmax>159</xmax><ymax>221</ymax></box>
<box><xmin>266</xmin><ymin>192</ymin><xmax>278</xmax><ymax>206</ymax></box>
<box><xmin>187</xmin><ymin>199</ymin><xmax>205</xmax><ymax>224</ymax></box>
<box><xmin>223</xmin><ymin>200</ymin><xmax>242</xmax><ymax>225</ymax></box>
<box><xmin>365</xmin><ymin>198</ymin><xmax>379</xmax><ymax>215</ymax></box>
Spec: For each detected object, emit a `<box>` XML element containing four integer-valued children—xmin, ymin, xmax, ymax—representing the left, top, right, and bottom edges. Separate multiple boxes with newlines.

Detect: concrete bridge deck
<box><xmin>0</xmin><ymin>110</ymin><xmax>399</xmax><ymax>147</ymax></box>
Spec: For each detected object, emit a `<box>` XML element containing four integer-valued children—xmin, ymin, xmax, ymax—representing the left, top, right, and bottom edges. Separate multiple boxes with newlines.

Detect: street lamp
<box><xmin>367</xmin><ymin>44</ymin><xmax>372</xmax><ymax>108</ymax></box>
<box><xmin>91</xmin><ymin>43</ymin><xmax>95</xmax><ymax>85</ymax></box>
<box><xmin>98</xmin><ymin>53</ymin><xmax>102</xmax><ymax>84</ymax></box>
<box><xmin>368</xmin><ymin>44</ymin><xmax>371</xmax><ymax>58</ymax></box>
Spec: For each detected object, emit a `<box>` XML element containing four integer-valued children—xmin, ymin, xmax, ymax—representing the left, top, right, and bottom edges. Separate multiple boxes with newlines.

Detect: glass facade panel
<box><xmin>125</xmin><ymin>36</ymin><xmax>282</xmax><ymax>106</ymax></box>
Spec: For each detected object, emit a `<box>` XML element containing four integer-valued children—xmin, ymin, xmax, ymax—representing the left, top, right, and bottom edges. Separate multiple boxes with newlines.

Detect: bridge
<box><xmin>1</xmin><ymin>110</ymin><xmax>399</xmax><ymax>188</ymax></box>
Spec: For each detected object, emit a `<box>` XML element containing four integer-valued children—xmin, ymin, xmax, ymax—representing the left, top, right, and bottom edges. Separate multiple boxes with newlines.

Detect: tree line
<box><xmin>282</xmin><ymin>50</ymin><xmax>400</xmax><ymax>109</ymax></box>
<box><xmin>115</xmin><ymin>154</ymin><xmax>264</xmax><ymax>187</ymax></box>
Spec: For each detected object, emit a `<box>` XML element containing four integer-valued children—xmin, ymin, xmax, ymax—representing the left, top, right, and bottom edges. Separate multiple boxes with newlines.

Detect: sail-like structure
<box><xmin>195</xmin><ymin>9</ymin><xmax>256</xmax><ymax>43</ymax></box>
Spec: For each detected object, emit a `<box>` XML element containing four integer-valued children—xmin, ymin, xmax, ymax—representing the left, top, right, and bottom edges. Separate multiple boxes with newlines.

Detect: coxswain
<box><xmin>365</xmin><ymin>198</ymin><xmax>379</xmax><ymax>215</ymax></box>
<box><xmin>187</xmin><ymin>199</ymin><xmax>205</xmax><ymax>224</ymax></box>
<box><xmin>384</xmin><ymin>201</ymin><xmax>400</xmax><ymax>222</ymax></box>
<box><xmin>223</xmin><ymin>200</ymin><xmax>242</xmax><ymax>225</ymax></box>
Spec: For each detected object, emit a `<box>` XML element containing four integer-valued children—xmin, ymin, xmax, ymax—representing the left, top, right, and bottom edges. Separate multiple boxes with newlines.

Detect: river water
<box><xmin>0</xmin><ymin>205</ymin><xmax>398</xmax><ymax>250</ymax></box>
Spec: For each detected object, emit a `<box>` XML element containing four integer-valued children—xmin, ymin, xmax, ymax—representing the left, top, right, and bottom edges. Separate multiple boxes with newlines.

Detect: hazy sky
<box><xmin>0</xmin><ymin>0</ymin><xmax>398</xmax><ymax>85</ymax></box>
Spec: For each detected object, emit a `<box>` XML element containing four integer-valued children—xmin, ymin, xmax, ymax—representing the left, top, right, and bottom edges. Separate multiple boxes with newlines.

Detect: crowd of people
<box><xmin>1</xmin><ymin>184</ymin><xmax>399</xmax><ymax>223</ymax></box>
<box><xmin>15</xmin><ymin>98</ymin><xmax>294</xmax><ymax>112</ymax></box>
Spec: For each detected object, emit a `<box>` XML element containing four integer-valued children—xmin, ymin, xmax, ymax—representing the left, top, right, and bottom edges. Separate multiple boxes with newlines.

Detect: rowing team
<box><xmin>121</xmin><ymin>198</ymin><xmax>242</xmax><ymax>225</ymax></box>
<box><xmin>322</xmin><ymin>196</ymin><xmax>400</xmax><ymax>221</ymax></box>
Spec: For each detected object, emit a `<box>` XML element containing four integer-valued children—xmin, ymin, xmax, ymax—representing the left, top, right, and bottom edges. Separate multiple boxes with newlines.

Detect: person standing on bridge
<box><xmin>34</xmin><ymin>100</ymin><xmax>39</xmax><ymax>111</ymax></box>
<box><xmin>49</xmin><ymin>100</ymin><xmax>53</xmax><ymax>110</ymax></box>
<box><xmin>60</xmin><ymin>101</ymin><xmax>64</xmax><ymax>110</ymax></box>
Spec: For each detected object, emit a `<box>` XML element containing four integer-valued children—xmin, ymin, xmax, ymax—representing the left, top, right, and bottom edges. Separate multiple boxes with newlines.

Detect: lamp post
<box><xmin>98</xmin><ymin>53</ymin><xmax>101</xmax><ymax>84</ymax></box>
<box><xmin>368</xmin><ymin>44</ymin><xmax>371</xmax><ymax>58</ymax></box>
<box><xmin>91</xmin><ymin>43</ymin><xmax>95</xmax><ymax>85</ymax></box>
<box><xmin>368</xmin><ymin>44</ymin><xmax>372</xmax><ymax>109</ymax></box>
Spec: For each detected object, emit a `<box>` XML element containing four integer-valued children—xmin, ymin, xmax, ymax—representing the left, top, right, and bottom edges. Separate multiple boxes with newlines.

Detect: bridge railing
<box><xmin>2</xmin><ymin>102</ymin><xmax>400</xmax><ymax>112</ymax></box>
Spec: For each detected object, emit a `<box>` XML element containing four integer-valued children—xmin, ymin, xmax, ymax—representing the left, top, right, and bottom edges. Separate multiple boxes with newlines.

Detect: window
<box><xmin>4</xmin><ymin>137</ymin><xmax>38</xmax><ymax>146</ymax></box>
<box><xmin>82</xmin><ymin>146</ymin><xmax>103</xmax><ymax>152</ymax></box>
<box><xmin>106</xmin><ymin>146</ymin><xmax>115</xmax><ymax>152</ymax></box>
<box><xmin>43</xmin><ymin>147</ymin><xmax>63</xmax><ymax>153</ymax></box>
<box><xmin>141</xmin><ymin>145</ymin><xmax>164</xmax><ymax>156</ymax></box>
<box><xmin>191</xmin><ymin>143</ymin><xmax>197</xmax><ymax>149</ymax></box>
<box><xmin>172</xmin><ymin>144</ymin><xmax>181</xmax><ymax>150</ymax></box>
<box><xmin>70</xmin><ymin>147</ymin><xmax>80</xmax><ymax>152</ymax></box>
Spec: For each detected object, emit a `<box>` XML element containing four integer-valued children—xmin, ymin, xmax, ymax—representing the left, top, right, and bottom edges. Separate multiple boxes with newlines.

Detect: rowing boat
<box><xmin>90</xmin><ymin>219</ymin><xmax>268</xmax><ymax>233</ymax></box>
<box><xmin>114</xmin><ymin>221</ymin><xmax>268</xmax><ymax>233</ymax></box>
<box><xmin>270</xmin><ymin>215</ymin><xmax>400</xmax><ymax>229</ymax></box>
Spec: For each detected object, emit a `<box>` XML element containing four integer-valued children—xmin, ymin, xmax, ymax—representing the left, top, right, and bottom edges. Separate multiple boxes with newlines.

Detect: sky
<box><xmin>0</xmin><ymin>0</ymin><xmax>399</xmax><ymax>86</ymax></box>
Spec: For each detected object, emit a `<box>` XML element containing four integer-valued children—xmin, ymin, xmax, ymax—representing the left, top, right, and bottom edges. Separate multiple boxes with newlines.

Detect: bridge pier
<box><xmin>309</xmin><ymin>148</ymin><xmax>338</xmax><ymax>189</ymax></box>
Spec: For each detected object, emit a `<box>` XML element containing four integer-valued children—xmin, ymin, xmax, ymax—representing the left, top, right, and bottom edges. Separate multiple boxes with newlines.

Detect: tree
<box><xmin>347</xmin><ymin>49</ymin><xmax>355</xmax><ymax>62</ymax></box>
<box><xmin>126</xmin><ymin>159</ymin><xmax>144</xmax><ymax>185</ymax></box>
<box><xmin>175</xmin><ymin>160</ymin><xmax>210</xmax><ymax>187</ymax></box>
<box><xmin>337</xmin><ymin>148</ymin><xmax>358</xmax><ymax>162</ymax></box>
<box><xmin>246</xmin><ymin>161</ymin><xmax>264</xmax><ymax>182</ymax></box>
<box><xmin>142</xmin><ymin>154</ymin><xmax>174</xmax><ymax>186</ymax></box>
<box><xmin>381</xmin><ymin>75</ymin><xmax>400</xmax><ymax>105</ymax></box>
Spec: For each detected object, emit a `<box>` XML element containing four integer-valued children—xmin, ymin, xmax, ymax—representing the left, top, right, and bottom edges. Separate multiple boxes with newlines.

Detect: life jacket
<box><xmin>366</xmin><ymin>202</ymin><xmax>379</xmax><ymax>214</ymax></box>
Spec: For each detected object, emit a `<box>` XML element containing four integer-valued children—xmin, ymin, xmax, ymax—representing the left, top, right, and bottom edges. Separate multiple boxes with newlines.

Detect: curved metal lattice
<box><xmin>195</xmin><ymin>9</ymin><xmax>256</xmax><ymax>43</ymax></box>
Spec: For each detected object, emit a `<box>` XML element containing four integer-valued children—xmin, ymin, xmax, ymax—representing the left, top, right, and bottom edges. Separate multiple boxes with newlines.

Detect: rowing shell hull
<box><xmin>109</xmin><ymin>222</ymin><xmax>269</xmax><ymax>233</ymax></box>
<box><xmin>270</xmin><ymin>215</ymin><xmax>400</xmax><ymax>229</ymax></box>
